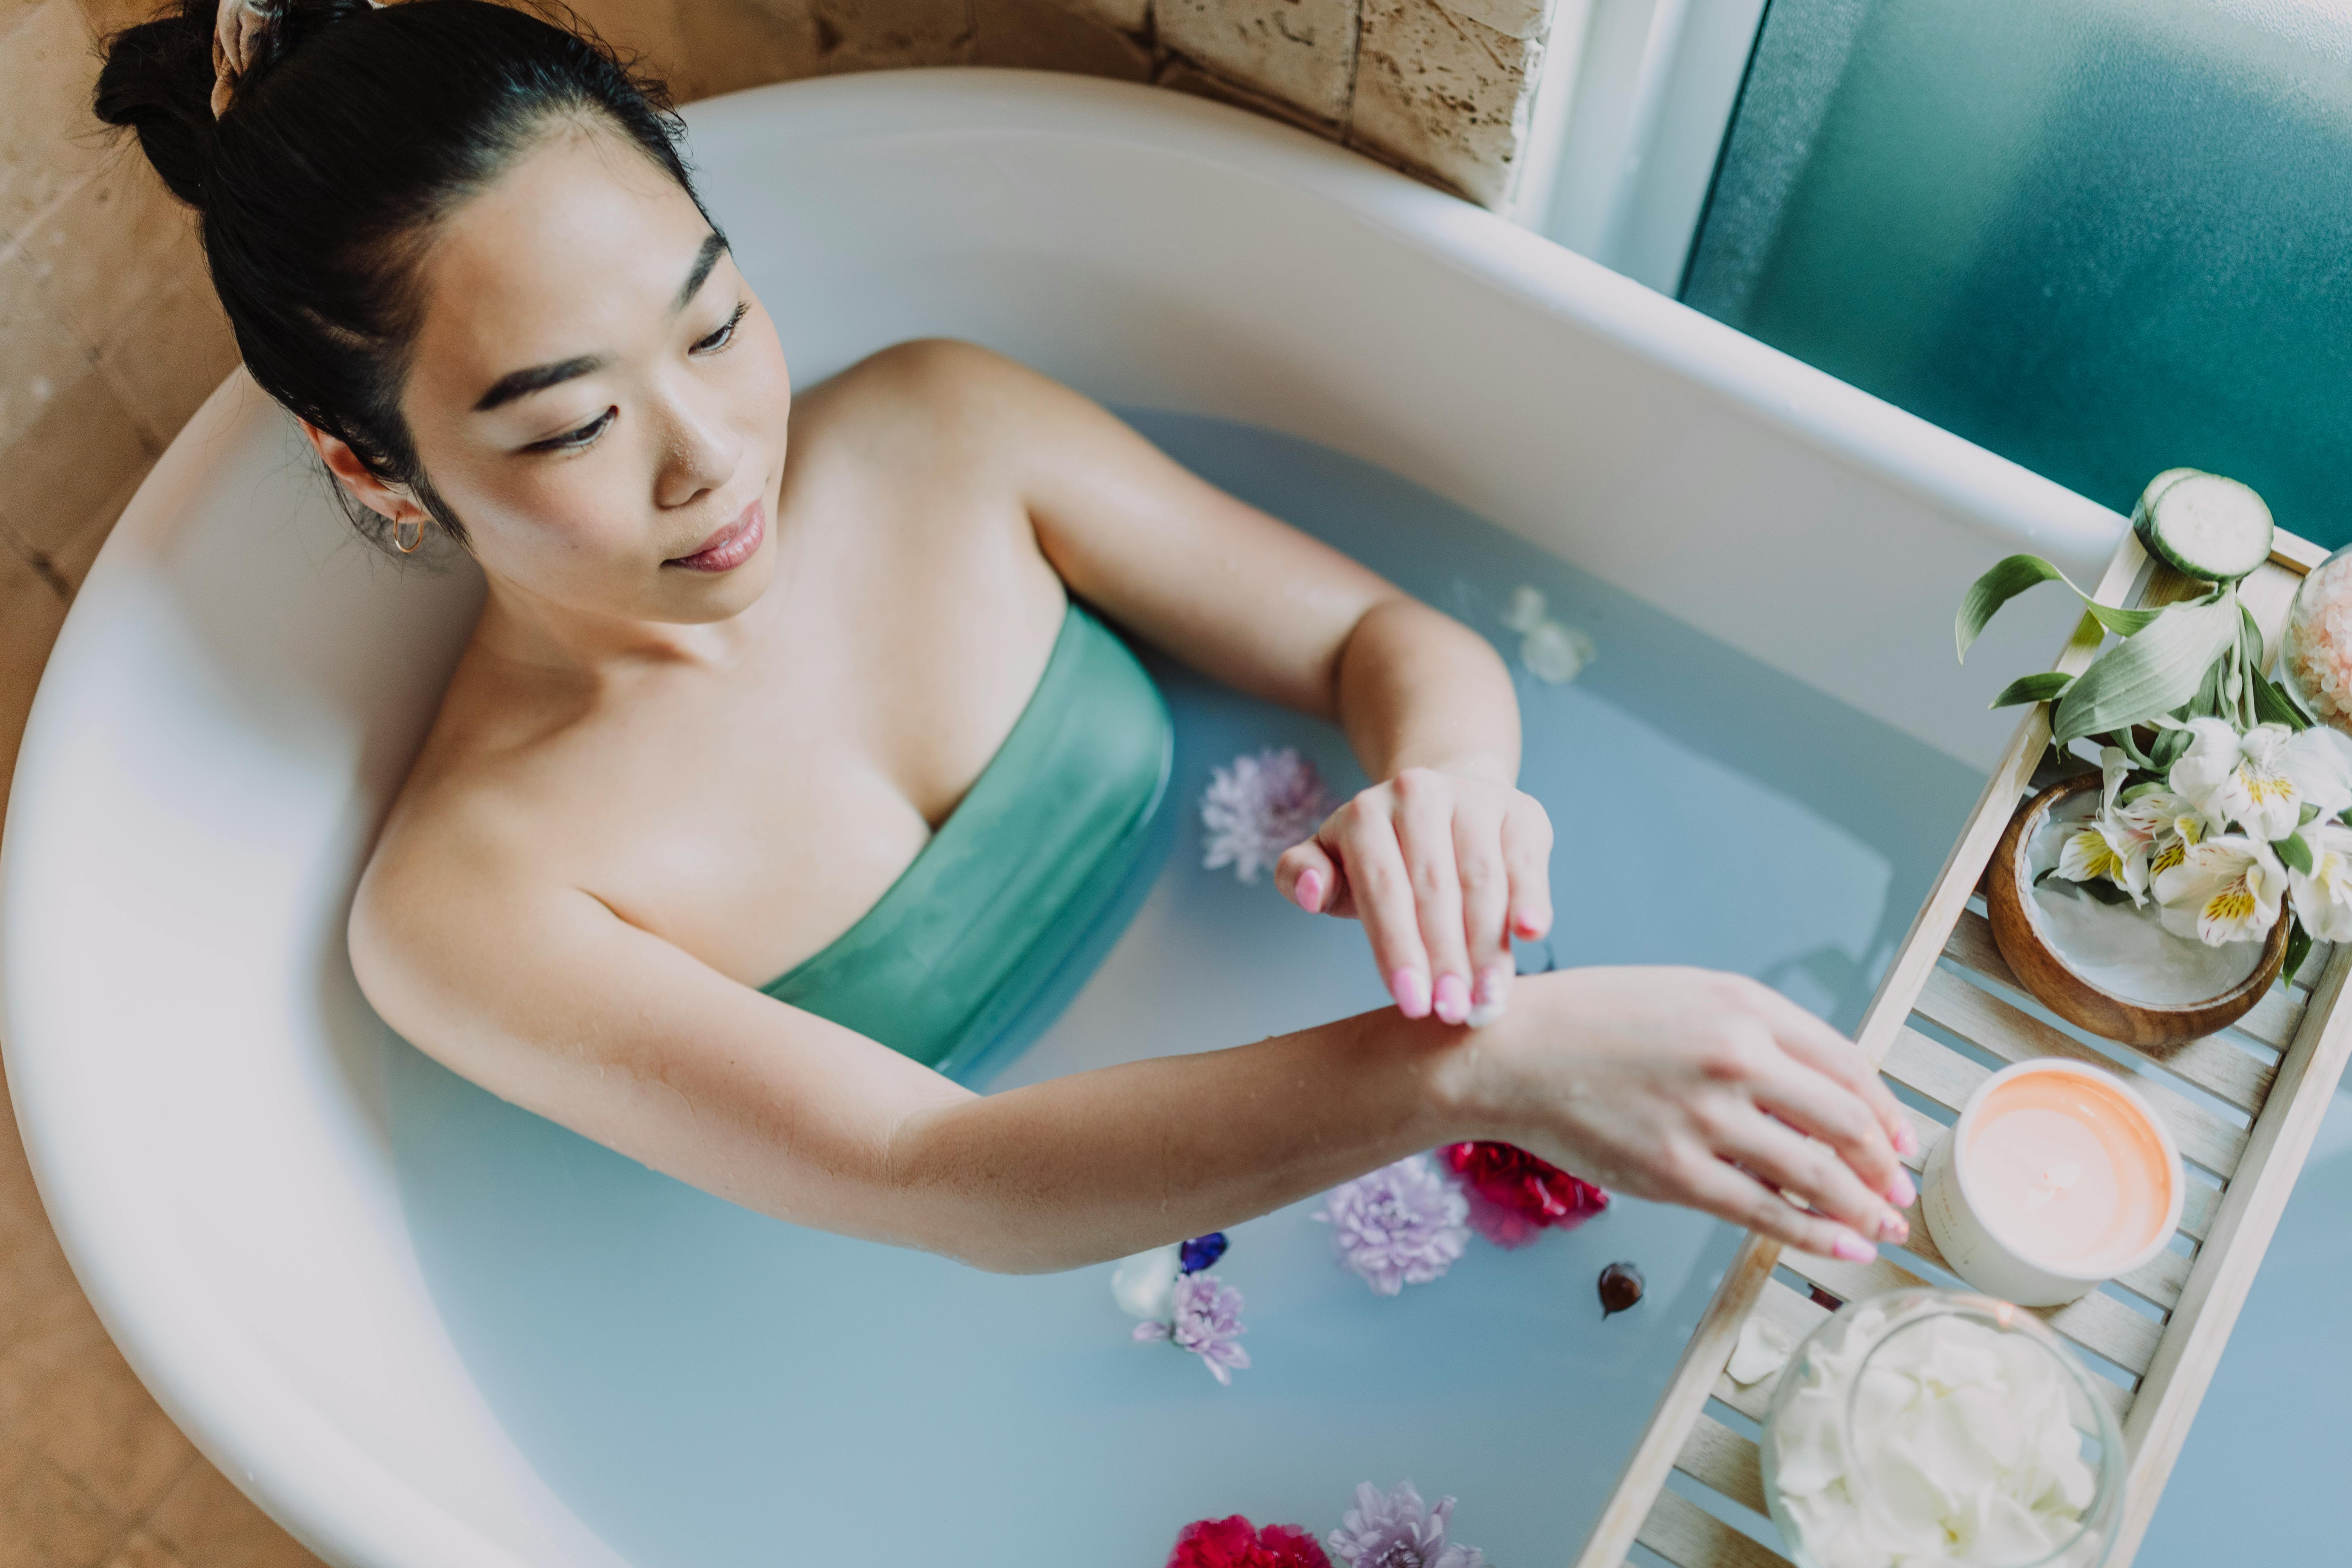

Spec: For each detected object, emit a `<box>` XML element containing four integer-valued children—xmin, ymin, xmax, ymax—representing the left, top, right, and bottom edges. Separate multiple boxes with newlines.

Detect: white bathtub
<box><xmin>0</xmin><ymin>70</ymin><xmax>2129</xmax><ymax>1567</ymax></box>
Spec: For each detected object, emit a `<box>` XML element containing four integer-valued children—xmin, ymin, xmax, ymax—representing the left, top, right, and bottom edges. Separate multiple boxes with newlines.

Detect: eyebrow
<box><xmin>471</xmin><ymin>232</ymin><xmax>733</xmax><ymax>414</ymax></box>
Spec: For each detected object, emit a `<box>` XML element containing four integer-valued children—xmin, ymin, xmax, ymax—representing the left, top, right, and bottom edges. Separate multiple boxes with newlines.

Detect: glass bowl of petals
<box><xmin>1760</xmin><ymin>1288</ymin><xmax>2125</xmax><ymax>1568</ymax></box>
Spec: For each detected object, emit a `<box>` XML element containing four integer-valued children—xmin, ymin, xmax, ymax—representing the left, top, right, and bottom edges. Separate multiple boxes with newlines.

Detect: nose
<box><xmin>651</xmin><ymin>383</ymin><xmax>745</xmax><ymax>511</ymax></box>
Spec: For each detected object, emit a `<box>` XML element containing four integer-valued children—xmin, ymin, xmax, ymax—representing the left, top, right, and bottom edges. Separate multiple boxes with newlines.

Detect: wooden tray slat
<box><xmin>1676</xmin><ymin>1415</ymin><xmax>1769</xmax><ymax>1514</ymax></box>
<box><xmin>1636</xmin><ymin>1489</ymin><xmax>1793</xmax><ymax>1568</ymax></box>
<box><xmin>1894</xmin><ymin>1184</ymin><xmax>2191</xmax><ymax>1312</ymax></box>
<box><xmin>1780</xmin><ymin>1245</ymin><xmax>2161</xmax><ymax>1382</ymax></box>
<box><xmin>1913</xmin><ymin>969</ymin><xmax>2250</xmax><ymax>1175</ymax></box>
<box><xmin>1943</xmin><ymin>912</ymin><xmax>2283</xmax><ymax>1111</ymax></box>
<box><xmin>1882</xmin><ymin>1025</ymin><xmax>1990</xmax><ymax>1112</ymax></box>
<box><xmin>2110</xmin><ymin>939</ymin><xmax>2352</xmax><ymax>1561</ymax></box>
<box><xmin>2176</xmin><ymin>1178</ymin><xmax>2219</xmax><ymax>1244</ymax></box>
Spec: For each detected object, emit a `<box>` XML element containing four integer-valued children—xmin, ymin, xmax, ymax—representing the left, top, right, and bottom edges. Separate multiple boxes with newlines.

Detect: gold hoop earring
<box><xmin>391</xmin><ymin>517</ymin><xmax>426</xmax><ymax>555</ymax></box>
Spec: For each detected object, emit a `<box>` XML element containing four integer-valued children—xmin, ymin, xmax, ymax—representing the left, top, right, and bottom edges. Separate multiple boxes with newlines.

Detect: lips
<box><xmin>666</xmin><ymin>500</ymin><xmax>766</xmax><ymax>573</ymax></box>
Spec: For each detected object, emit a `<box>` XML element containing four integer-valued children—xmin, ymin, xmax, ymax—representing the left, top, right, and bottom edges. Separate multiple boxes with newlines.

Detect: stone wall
<box><xmin>0</xmin><ymin>0</ymin><xmax>1570</xmax><ymax>825</ymax></box>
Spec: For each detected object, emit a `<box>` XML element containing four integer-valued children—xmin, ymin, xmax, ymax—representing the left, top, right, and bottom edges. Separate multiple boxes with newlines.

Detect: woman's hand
<box><xmin>1451</xmin><ymin>965</ymin><xmax>1921</xmax><ymax>1259</ymax></box>
<box><xmin>1275</xmin><ymin>761</ymin><xmax>1554</xmax><ymax>1027</ymax></box>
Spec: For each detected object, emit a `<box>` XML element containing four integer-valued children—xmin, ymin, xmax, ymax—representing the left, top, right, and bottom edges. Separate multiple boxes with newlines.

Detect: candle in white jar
<box><xmin>1922</xmin><ymin>1061</ymin><xmax>2182</xmax><ymax>1307</ymax></box>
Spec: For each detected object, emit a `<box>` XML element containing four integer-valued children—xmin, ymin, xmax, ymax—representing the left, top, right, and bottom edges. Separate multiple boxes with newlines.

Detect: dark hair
<box><xmin>94</xmin><ymin>0</ymin><xmax>713</xmax><ymax>552</ymax></box>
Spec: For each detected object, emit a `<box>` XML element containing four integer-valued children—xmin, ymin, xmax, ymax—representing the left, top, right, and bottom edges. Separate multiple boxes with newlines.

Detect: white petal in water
<box><xmin>1500</xmin><ymin>584</ymin><xmax>1549</xmax><ymax>633</ymax></box>
<box><xmin>1726</xmin><ymin>1315</ymin><xmax>1792</xmax><ymax>1385</ymax></box>
<box><xmin>1110</xmin><ymin>1244</ymin><xmax>1181</xmax><ymax>1320</ymax></box>
<box><xmin>1520</xmin><ymin>621</ymin><xmax>1595</xmax><ymax>684</ymax></box>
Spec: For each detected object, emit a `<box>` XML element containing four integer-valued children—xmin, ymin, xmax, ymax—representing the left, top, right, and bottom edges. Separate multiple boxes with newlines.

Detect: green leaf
<box><xmin>1990</xmin><ymin>672</ymin><xmax>2074</xmax><ymax>709</ymax></box>
<box><xmin>2286</xmin><ymin>919</ymin><xmax>2314</xmax><ymax>990</ymax></box>
<box><xmin>2052</xmin><ymin>596</ymin><xmax>2242</xmax><ymax>744</ymax></box>
<box><xmin>1955</xmin><ymin>555</ymin><xmax>2161</xmax><ymax>661</ymax></box>
<box><xmin>2151</xmin><ymin>724</ymin><xmax>2192</xmax><ymax>771</ymax></box>
<box><xmin>2275</xmin><ymin>833</ymin><xmax>2315</xmax><ymax>875</ymax></box>
<box><xmin>2240</xmin><ymin>603</ymin><xmax>2267</xmax><ymax>673</ymax></box>
<box><xmin>2250</xmin><ymin>662</ymin><xmax>2310</xmax><ymax>731</ymax></box>
<box><xmin>2108</xmin><ymin>726</ymin><xmax>2155</xmax><ymax>769</ymax></box>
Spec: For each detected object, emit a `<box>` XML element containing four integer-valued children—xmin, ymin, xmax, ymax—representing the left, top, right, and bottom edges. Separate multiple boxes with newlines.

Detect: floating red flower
<box><xmin>1166</xmin><ymin>1515</ymin><xmax>1334</xmax><ymax>1568</ymax></box>
<box><xmin>1441</xmin><ymin>1140</ymin><xmax>1609</xmax><ymax>1249</ymax></box>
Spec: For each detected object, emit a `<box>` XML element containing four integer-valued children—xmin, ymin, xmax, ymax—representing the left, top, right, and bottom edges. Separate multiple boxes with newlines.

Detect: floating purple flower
<box><xmin>1179</xmin><ymin>1232</ymin><xmax>1230</xmax><ymax>1274</ymax></box>
<box><xmin>1313</xmin><ymin>1155</ymin><xmax>1470</xmax><ymax>1296</ymax></box>
<box><xmin>1202</xmin><ymin>747</ymin><xmax>1334</xmax><ymax>883</ymax></box>
<box><xmin>1133</xmin><ymin>1272</ymin><xmax>1251</xmax><ymax>1385</ymax></box>
<box><xmin>1327</xmin><ymin>1481</ymin><xmax>1486</xmax><ymax>1568</ymax></box>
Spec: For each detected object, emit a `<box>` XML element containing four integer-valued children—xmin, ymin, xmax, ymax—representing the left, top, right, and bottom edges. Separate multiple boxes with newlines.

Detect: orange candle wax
<box><xmin>1964</xmin><ymin>1069</ymin><xmax>2175</xmax><ymax>1275</ymax></box>
<box><xmin>1922</xmin><ymin>1058</ymin><xmax>2186</xmax><ymax>1305</ymax></box>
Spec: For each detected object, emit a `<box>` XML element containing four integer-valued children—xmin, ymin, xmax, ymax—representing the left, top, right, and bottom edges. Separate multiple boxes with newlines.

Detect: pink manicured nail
<box><xmin>1391</xmin><ymin>968</ymin><xmax>1432</xmax><ymax>1019</ymax></box>
<box><xmin>1432</xmin><ymin>973</ymin><xmax>1470</xmax><ymax>1025</ymax></box>
<box><xmin>1473</xmin><ymin>965</ymin><xmax>1512</xmax><ymax>1008</ymax></box>
<box><xmin>1894</xmin><ymin>1120</ymin><xmax>1921</xmax><ymax>1159</ymax></box>
<box><xmin>1294</xmin><ymin>869</ymin><xmax>1325</xmax><ymax>912</ymax></box>
<box><xmin>1514</xmin><ymin>911</ymin><xmax>1550</xmax><ymax>940</ymax></box>
<box><xmin>1831</xmin><ymin>1232</ymin><xmax>1877</xmax><ymax>1264</ymax></box>
<box><xmin>1885</xmin><ymin>1170</ymin><xmax>1917</xmax><ymax>1210</ymax></box>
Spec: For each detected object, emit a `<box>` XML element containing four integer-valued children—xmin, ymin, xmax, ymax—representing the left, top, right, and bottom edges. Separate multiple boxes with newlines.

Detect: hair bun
<box><xmin>92</xmin><ymin>0</ymin><xmax>222</xmax><ymax>209</ymax></box>
<box><xmin>94</xmin><ymin>0</ymin><xmax>378</xmax><ymax>209</ymax></box>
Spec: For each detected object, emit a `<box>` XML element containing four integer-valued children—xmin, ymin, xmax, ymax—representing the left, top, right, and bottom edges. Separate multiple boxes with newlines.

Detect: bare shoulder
<box><xmin>791</xmin><ymin>338</ymin><xmax>1085</xmax><ymax>474</ymax></box>
<box><xmin>346</xmin><ymin>699</ymin><xmax>590</xmax><ymax>1047</ymax></box>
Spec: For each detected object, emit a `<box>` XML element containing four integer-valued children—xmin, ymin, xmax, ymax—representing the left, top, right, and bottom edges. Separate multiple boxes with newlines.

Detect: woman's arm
<box><xmin>931</xmin><ymin>344</ymin><xmax>1550</xmax><ymax>1028</ymax></box>
<box><xmin>354</xmin><ymin>826</ymin><xmax>1916</xmax><ymax>1274</ymax></box>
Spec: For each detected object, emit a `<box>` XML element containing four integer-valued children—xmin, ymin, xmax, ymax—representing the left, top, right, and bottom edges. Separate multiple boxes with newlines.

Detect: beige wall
<box><xmin>0</xmin><ymin>0</ymin><xmax>1566</xmax><ymax>827</ymax></box>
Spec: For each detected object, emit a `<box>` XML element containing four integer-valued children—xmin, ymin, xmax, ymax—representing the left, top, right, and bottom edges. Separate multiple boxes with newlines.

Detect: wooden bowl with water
<box><xmin>1986</xmin><ymin>772</ymin><xmax>2288</xmax><ymax>1046</ymax></box>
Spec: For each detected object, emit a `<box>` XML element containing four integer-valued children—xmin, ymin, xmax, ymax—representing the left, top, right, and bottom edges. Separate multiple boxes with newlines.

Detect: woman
<box><xmin>97</xmin><ymin>0</ymin><xmax>1916</xmax><ymax>1278</ymax></box>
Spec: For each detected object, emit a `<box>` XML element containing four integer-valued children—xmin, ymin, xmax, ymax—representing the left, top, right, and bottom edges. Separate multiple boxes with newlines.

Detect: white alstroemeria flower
<box><xmin>2098</xmin><ymin>745</ymin><xmax>2132</xmax><ymax>813</ymax></box>
<box><xmin>2116</xmin><ymin>788</ymin><xmax>2206</xmax><ymax>878</ymax></box>
<box><xmin>2153</xmin><ymin>835</ymin><xmax>2288</xmax><ymax>947</ymax></box>
<box><xmin>2290</xmin><ymin>821</ymin><xmax>2352</xmax><ymax>942</ymax></box>
<box><xmin>2057</xmin><ymin>816</ymin><xmax>2152</xmax><ymax>904</ymax></box>
<box><xmin>2055</xmin><ymin>747</ymin><xmax>2153</xmax><ymax>903</ymax></box>
<box><xmin>2168</xmin><ymin>718</ymin><xmax>2352</xmax><ymax>841</ymax></box>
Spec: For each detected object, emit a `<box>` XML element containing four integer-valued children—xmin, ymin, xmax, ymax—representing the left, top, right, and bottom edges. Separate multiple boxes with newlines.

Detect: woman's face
<box><xmin>394</xmin><ymin>120</ymin><xmax>791</xmax><ymax>626</ymax></box>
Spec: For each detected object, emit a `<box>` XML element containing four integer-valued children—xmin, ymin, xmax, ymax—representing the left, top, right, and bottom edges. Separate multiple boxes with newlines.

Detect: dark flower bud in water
<box><xmin>1178</xmin><ymin>1232</ymin><xmax>1229</xmax><ymax>1274</ymax></box>
<box><xmin>1599</xmin><ymin>1261</ymin><xmax>1644</xmax><ymax>1318</ymax></box>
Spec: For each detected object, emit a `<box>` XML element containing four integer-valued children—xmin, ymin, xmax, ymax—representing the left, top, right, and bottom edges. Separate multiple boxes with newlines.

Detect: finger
<box><xmin>1392</xmin><ymin>774</ymin><xmax>1472</xmax><ymax>1025</ymax></box>
<box><xmin>1452</xmin><ymin>806</ymin><xmax>1513</xmax><ymax>1024</ymax></box>
<box><xmin>1747</xmin><ymin>1049</ymin><xmax>1914</xmax><ymax>1211</ymax></box>
<box><xmin>1710</xmin><ymin>1103</ymin><xmax>1907</xmax><ymax>1245</ymax></box>
<box><xmin>1737</xmin><ymin>980</ymin><xmax>1918</xmax><ymax>1161</ymax></box>
<box><xmin>1678</xmin><ymin>1153</ymin><xmax>1880</xmax><ymax>1262</ymax></box>
<box><xmin>1275</xmin><ymin>839</ymin><xmax>1342</xmax><ymax>916</ymax></box>
<box><xmin>1329</xmin><ymin>802</ymin><xmax>1432</xmax><ymax>1018</ymax></box>
<box><xmin>1502</xmin><ymin>794</ymin><xmax>1554</xmax><ymax>942</ymax></box>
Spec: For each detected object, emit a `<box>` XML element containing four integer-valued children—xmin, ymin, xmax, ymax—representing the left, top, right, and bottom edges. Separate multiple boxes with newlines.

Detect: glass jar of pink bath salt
<box><xmin>2280</xmin><ymin>544</ymin><xmax>2352</xmax><ymax>732</ymax></box>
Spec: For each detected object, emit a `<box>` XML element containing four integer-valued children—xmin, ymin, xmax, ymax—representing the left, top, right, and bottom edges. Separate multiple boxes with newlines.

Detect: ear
<box><xmin>299</xmin><ymin>421</ymin><xmax>431</xmax><ymax>531</ymax></box>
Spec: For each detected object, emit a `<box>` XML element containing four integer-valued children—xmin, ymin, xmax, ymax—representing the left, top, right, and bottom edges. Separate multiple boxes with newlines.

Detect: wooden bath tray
<box><xmin>1574</xmin><ymin>526</ymin><xmax>2352</xmax><ymax>1568</ymax></box>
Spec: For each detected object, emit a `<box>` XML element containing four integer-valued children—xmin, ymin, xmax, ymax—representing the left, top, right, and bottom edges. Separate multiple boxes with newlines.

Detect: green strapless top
<box><xmin>761</xmin><ymin>602</ymin><xmax>1171</xmax><ymax>1076</ymax></box>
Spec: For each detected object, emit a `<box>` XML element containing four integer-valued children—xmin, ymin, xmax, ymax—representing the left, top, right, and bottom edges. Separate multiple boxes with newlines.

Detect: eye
<box><xmin>527</xmin><ymin>407</ymin><xmax>615</xmax><ymax>454</ymax></box>
<box><xmin>693</xmin><ymin>300</ymin><xmax>750</xmax><ymax>354</ymax></box>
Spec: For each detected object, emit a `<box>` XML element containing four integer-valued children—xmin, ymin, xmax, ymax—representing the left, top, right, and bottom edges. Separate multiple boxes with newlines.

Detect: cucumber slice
<box><xmin>2132</xmin><ymin>469</ymin><xmax>2274</xmax><ymax>582</ymax></box>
